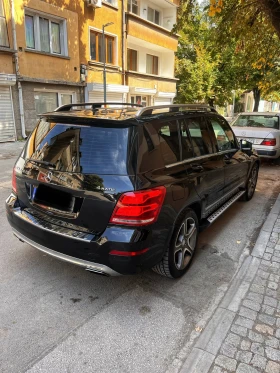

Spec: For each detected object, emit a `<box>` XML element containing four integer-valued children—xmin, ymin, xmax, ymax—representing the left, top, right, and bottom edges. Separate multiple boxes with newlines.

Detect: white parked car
<box><xmin>231</xmin><ymin>112</ymin><xmax>280</xmax><ymax>159</ymax></box>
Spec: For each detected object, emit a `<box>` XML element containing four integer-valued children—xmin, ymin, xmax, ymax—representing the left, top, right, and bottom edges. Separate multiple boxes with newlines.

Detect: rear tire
<box><xmin>241</xmin><ymin>163</ymin><xmax>259</xmax><ymax>201</ymax></box>
<box><xmin>152</xmin><ymin>209</ymin><xmax>198</xmax><ymax>278</ymax></box>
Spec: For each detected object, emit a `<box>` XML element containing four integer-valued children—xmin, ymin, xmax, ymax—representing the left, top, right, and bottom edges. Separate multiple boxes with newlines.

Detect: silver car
<box><xmin>231</xmin><ymin>112</ymin><xmax>280</xmax><ymax>159</ymax></box>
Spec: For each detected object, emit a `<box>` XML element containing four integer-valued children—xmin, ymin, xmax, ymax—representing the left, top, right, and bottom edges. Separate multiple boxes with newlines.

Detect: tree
<box><xmin>208</xmin><ymin>0</ymin><xmax>280</xmax><ymax>40</ymax></box>
<box><xmin>175</xmin><ymin>0</ymin><xmax>280</xmax><ymax>111</ymax></box>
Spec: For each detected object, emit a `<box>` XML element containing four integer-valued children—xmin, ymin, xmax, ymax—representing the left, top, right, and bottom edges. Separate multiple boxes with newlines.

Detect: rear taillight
<box><xmin>261</xmin><ymin>138</ymin><xmax>276</xmax><ymax>146</ymax></box>
<box><xmin>12</xmin><ymin>168</ymin><xmax>17</xmax><ymax>193</ymax></box>
<box><xmin>109</xmin><ymin>186</ymin><xmax>166</xmax><ymax>226</ymax></box>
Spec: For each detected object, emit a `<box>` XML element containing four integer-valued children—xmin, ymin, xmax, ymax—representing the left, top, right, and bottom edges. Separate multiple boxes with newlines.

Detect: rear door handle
<box><xmin>190</xmin><ymin>164</ymin><xmax>204</xmax><ymax>172</ymax></box>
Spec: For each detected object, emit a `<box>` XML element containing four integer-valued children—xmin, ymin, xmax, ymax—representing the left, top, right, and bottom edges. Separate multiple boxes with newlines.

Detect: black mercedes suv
<box><xmin>6</xmin><ymin>103</ymin><xmax>259</xmax><ymax>278</ymax></box>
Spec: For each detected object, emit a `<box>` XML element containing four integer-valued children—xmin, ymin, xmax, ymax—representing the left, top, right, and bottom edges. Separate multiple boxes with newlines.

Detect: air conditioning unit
<box><xmin>86</xmin><ymin>0</ymin><xmax>102</xmax><ymax>8</ymax></box>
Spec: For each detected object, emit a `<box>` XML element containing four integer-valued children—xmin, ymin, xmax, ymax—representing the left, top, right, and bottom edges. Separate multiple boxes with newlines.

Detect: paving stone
<box><xmin>277</xmin><ymin>318</ymin><xmax>280</xmax><ymax>327</ymax></box>
<box><xmin>225</xmin><ymin>333</ymin><xmax>241</xmax><ymax>347</ymax></box>
<box><xmin>268</xmin><ymin>282</ymin><xmax>279</xmax><ymax>290</ymax></box>
<box><xmin>241</xmin><ymin>340</ymin><xmax>251</xmax><ymax>351</ymax></box>
<box><xmin>266</xmin><ymin>347</ymin><xmax>280</xmax><ymax>362</ymax></box>
<box><xmin>231</xmin><ymin>324</ymin><xmax>248</xmax><ymax>337</ymax></box>
<box><xmin>267</xmin><ymin>289</ymin><xmax>278</xmax><ymax>298</ymax></box>
<box><xmin>255</xmin><ymin>324</ymin><xmax>274</xmax><ymax>335</ymax></box>
<box><xmin>254</xmin><ymin>276</ymin><xmax>268</xmax><ymax>287</ymax></box>
<box><xmin>251</xmin><ymin>284</ymin><xmax>265</xmax><ymax>295</ymax></box>
<box><xmin>258</xmin><ymin>270</ymin><xmax>270</xmax><ymax>279</ymax></box>
<box><xmin>248</xmin><ymin>330</ymin><xmax>264</xmax><ymax>343</ymax></box>
<box><xmin>265</xmin><ymin>336</ymin><xmax>279</xmax><ymax>349</ymax></box>
<box><xmin>239</xmin><ymin>307</ymin><xmax>257</xmax><ymax>321</ymax></box>
<box><xmin>236</xmin><ymin>363</ymin><xmax>260</xmax><ymax>373</ymax></box>
<box><xmin>258</xmin><ymin>313</ymin><xmax>276</xmax><ymax>326</ymax></box>
<box><xmin>235</xmin><ymin>316</ymin><xmax>254</xmax><ymax>329</ymax></box>
<box><xmin>211</xmin><ymin>367</ymin><xmax>224</xmax><ymax>373</ymax></box>
<box><xmin>215</xmin><ymin>355</ymin><xmax>237</xmax><ymax>371</ymax></box>
<box><xmin>220</xmin><ymin>343</ymin><xmax>237</xmax><ymax>358</ymax></box>
<box><xmin>247</xmin><ymin>292</ymin><xmax>264</xmax><ymax>304</ymax></box>
<box><xmin>251</xmin><ymin>342</ymin><xmax>265</xmax><ymax>356</ymax></box>
<box><xmin>266</xmin><ymin>361</ymin><xmax>280</xmax><ymax>373</ymax></box>
<box><xmin>272</xmin><ymin>256</ymin><xmax>280</xmax><ymax>263</ymax></box>
<box><xmin>272</xmin><ymin>232</ymin><xmax>279</xmax><ymax>238</ymax></box>
<box><xmin>272</xmin><ymin>262</ymin><xmax>280</xmax><ymax>269</ymax></box>
<box><xmin>261</xmin><ymin>260</ymin><xmax>272</xmax><ymax>268</ymax></box>
<box><xmin>251</xmin><ymin>354</ymin><xmax>267</xmax><ymax>370</ymax></box>
<box><xmin>264</xmin><ymin>253</ymin><xmax>273</xmax><ymax>261</ymax></box>
<box><xmin>262</xmin><ymin>304</ymin><xmax>275</xmax><ymax>316</ymax></box>
<box><xmin>266</xmin><ymin>247</ymin><xmax>275</xmax><ymax>254</ymax></box>
<box><xmin>243</xmin><ymin>299</ymin><xmax>261</xmax><ymax>312</ymax></box>
<box><xmin>273</xmin><ymin>251</ymin><xmax>280</xmax><ymax>258</ymax></box>
<box><xmin>267</xmin><ymin>241</ymin><xmax>276</xmax><ymax>248</ymax></box>
<box><xmin>275</xmin><ymin>329</ymin><xmax>280</xmax><ymax>338</ymax></box>
<box><xmin>236</xmin><ymin>351</ymin><xmax>252</xmax><ymax>364</ymax></box>
<box><xmin>264</xmin><ymin>296</ymin><xmax>278</xmax><ymax>308</ymax></box>
<box><xmin>270</xmin><ymin>237</ymin><xmax>278</xmax><ymax>244</ymax></box>
<box><xmin>269</xmin><ymin>272</ymin><xmax>280</xmax><ymax>282</ymax></box>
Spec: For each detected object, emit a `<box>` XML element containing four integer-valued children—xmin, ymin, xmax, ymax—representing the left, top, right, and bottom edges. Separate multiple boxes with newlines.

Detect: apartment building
<box><xmin>0</xmin><ymin>0</ymin><xmax>179</xmax><ymax>141</ymax></box>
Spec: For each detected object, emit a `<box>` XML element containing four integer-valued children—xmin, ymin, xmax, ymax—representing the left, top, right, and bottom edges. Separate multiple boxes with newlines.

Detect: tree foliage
<box><xmin>175</xmin><ymin>0</ymin><xmax>280</xmax><ymax>111</ymax></box>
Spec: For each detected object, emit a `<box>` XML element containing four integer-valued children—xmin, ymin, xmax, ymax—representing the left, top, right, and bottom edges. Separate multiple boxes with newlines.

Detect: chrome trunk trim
<box><xmin>13</xmin><ymin>229</ymin><xmax>120</xmax><ymax>276</ymax></box>
<box><xmin>13</xmin><ymin>208</ymin><xmax>95</xmax><ymax>242</ymax></box>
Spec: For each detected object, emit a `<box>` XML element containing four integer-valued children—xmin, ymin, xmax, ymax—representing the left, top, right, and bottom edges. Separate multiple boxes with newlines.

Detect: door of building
<box><xmin>0</xmin><ymin>86</ymin><xmax>16</xmax><ymax>142</ymax></box>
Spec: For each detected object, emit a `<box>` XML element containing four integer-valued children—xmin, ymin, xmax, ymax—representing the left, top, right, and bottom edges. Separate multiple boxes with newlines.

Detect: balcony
<box><xmin>126</xmin><ymin>0</ymin><xmax>179</xmax><ymax>50</ymax></box>
<box><xmin>127</xmin><ymin>36</ymin><xmax>176</xmax><ymax>79</ymax></box>
<box><xmin>126</xmin><ymin>14</ymin><xmax>178</xmax><ymax>51</ymax></box>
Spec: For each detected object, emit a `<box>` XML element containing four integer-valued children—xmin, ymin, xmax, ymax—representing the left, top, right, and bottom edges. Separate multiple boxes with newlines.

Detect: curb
<box><xmin>180</xmin><ymin>194</ymin><xmax>280</xmax><ymax>373</ymax></box>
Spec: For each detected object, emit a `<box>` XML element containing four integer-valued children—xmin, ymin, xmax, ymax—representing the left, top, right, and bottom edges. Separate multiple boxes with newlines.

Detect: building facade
<box><xmin>0</xmin><ymin>0</ymin><xmax>179</xmax><ymax>141</ymax></box>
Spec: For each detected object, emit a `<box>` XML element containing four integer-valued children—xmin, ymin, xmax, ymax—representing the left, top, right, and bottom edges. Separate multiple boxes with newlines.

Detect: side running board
<box><xmin>207</xmin><ymin>190</ymin><xmax>245</xmax><ymax>224</ymax></box>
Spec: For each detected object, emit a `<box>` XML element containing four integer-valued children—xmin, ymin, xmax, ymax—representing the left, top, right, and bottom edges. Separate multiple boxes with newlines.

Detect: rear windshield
<box><xmin>23</xmin><ymin>120</ymin><xmax>131</xmax><ymax>175</ymax></box>
<box><xmin>232</xmin><ymin>115</ymin><xmax>279</xmax><ymax>129</ymax></box>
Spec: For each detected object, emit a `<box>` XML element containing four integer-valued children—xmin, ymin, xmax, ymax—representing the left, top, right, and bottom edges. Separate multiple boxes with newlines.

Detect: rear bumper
<box><xmin>12</xmin><ymin>228</ymin><xmax>119</xmax><ymax>276</ymax></box>
<box><xmin>253</xmin><ymin>147</ymin><xmax>280</xmax><ymax>159</ymax></box>
<box><xmin>6</xmin><ymin>194</ymin><xmax>169</xmax><ymax>276</ymax></box>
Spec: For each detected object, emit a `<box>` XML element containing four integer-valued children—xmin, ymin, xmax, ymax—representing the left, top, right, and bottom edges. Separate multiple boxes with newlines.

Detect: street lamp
<box><xmin>102</xmin><ymin>22</ymin><xmax>114</xmax><ymax>104</ymax></box>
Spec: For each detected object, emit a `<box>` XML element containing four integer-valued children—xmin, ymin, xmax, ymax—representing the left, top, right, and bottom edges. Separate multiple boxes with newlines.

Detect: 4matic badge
<box><xmin>96</xmin><ymin>186</ymin><xmax>115</xmax><ymax>192</ymax></box>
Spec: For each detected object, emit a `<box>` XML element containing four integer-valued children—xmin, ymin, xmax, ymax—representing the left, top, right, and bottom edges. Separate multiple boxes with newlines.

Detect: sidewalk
<box><xmin>0</xmin><ymin>141</ymin><xmax>25</xmax><ymax>159</ymax></box>
<box><xmin>181</xmin><ymin>194</ymin><xmax>280</xmax><ymax>373</ymax></box>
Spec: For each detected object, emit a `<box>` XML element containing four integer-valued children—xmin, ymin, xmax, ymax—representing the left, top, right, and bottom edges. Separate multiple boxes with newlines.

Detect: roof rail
<box><xmin>135</xmin><ymin>104</ymin><xmax>217</xmax><ymax>117</ymax></box>
<box><xmin>54</xmin><ymin>102</ymin><xmax>143</xmax><ymax>112</ymax></box>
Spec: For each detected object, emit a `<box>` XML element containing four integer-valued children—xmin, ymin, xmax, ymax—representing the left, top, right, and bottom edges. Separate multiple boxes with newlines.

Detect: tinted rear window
<box><xmin>24</xmin><ymin>120</ymin><xmax>131</xmax><ymax>175</ymax></box>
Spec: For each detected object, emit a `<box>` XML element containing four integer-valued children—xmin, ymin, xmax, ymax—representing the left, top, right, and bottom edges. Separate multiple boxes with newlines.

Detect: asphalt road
<box><xmin>0</xmin><ymin>142</ymin><xmax>280</xmax><ymax>373</ymax></box>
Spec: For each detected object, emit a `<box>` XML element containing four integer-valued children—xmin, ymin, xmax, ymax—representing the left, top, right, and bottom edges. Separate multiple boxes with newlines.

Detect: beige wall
<box><xmin>127</xmin><ymin>75</ymin><xmax>176</xmax><ymax>93</ymax></box>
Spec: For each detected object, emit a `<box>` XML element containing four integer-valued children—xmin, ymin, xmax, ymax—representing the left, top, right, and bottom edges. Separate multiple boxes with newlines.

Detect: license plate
<box><xmin>237</xmin><ymin>137</ymin><xmax>262</xmax><ymax>145</ymax></box>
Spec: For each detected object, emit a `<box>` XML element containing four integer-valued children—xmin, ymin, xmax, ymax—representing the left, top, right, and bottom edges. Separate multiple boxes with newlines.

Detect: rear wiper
<box><xmin>27</xmin><ymin>159</ymin><xmax>56</xmax><ymax>168</ymax></box>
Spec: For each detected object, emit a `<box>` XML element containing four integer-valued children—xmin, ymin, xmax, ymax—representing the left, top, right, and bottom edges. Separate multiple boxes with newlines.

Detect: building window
<box><xmin>131</xmin><ymin>95</ymin><xmax>148</xmax><ymax>107</ymax></box>
<box><xmin>146</xmin><ymin>54</ymin><xmax>158</xmax><ymax>75</ymax></box>
<box><xmin>25</xmin><ymin>11</ymin><xmax>67</xmax><ymax>55</ymax></box>
<box><xmin>103</xmin><ymin>0</ymin><xmax>118</xmax><ymax>6</ymax></box>
<box><xmin>34</xmin><ymin>92</ymin><xmax>74</xmax><ymax>114</ymax></box>
<box><xmin>90</xmin><ymin>30</ymin><xmax>115</xmax><ymax>64</ymax></box>
<box><xmin>147</xmin><ymin>7</ymin><xmax>160</xmax><ymax>25</ymax></box>
<box><xmin>128</xmin><ymin>0</ymin><xmax>139</xmax><ymax>14</ymax></box>
<box><xmin>0</xmin><ymin>0</ymin><xmax>9</xmax><ymax>47</ymax></box>
<box><xmin>127</xmin><ymin>49</ymin><xmax>137</xmax><ymax>71</ymax></box>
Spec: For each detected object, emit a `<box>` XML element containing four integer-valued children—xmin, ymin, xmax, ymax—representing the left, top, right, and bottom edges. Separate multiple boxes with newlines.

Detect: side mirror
<box><xmin>240</xmin><ymin>139</ymin><xmax>253</xmax><ymax>156</ymax></box>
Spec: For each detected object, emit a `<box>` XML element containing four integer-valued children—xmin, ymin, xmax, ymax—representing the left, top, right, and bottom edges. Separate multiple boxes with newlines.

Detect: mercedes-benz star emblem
<box><xmin>44</xmin><ymin>171</ymin><xmax>53</xmax><ymax>183</ymax></box>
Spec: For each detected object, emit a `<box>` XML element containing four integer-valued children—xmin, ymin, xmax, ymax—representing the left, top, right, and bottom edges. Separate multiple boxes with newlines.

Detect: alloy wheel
<box><xmin>174</xmin><ymin>217</ymin><xmax>197</xmax><ymax>270</ymax></box>
<box><xmin>248</xmin><ymin>166</ymin><xmax>258</xmax><ymax>198</ymax></box>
